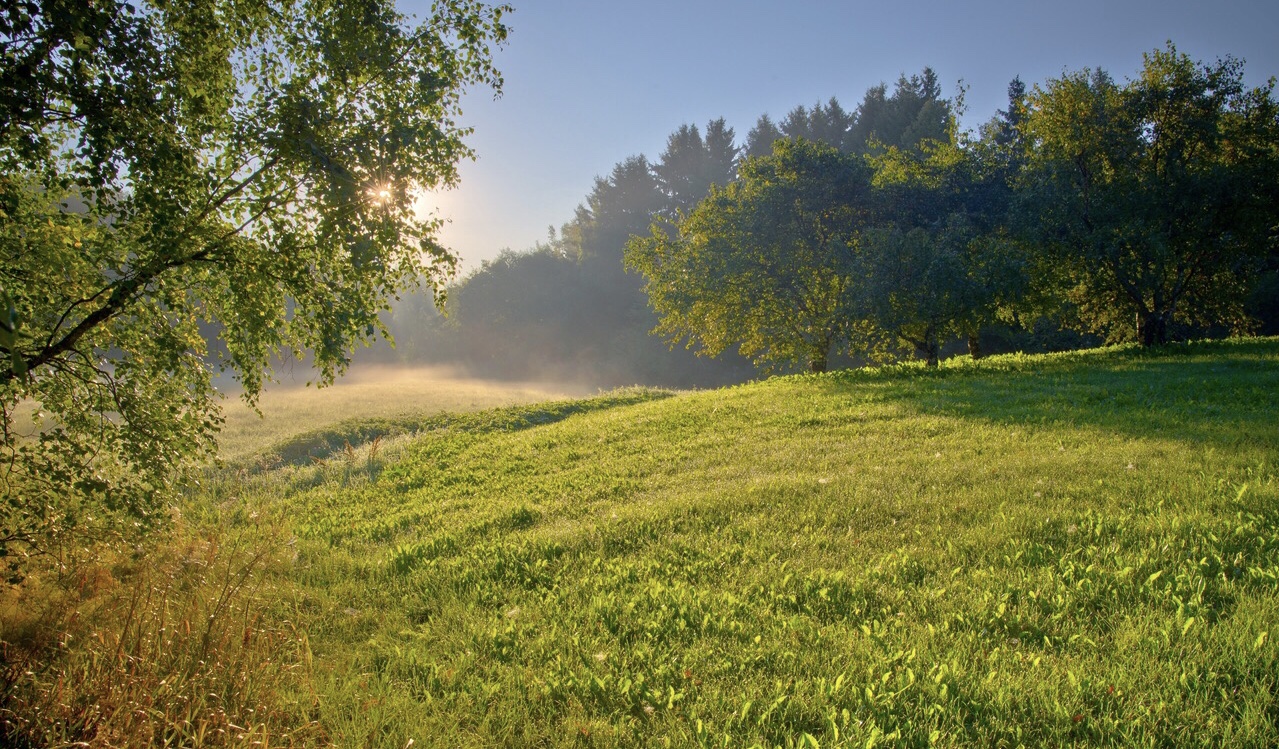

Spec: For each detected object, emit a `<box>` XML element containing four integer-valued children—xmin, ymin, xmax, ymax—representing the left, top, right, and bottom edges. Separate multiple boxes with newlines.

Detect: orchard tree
<box><xmin>861</xmin><ymin>131</ymin><xmax>1028</xmax><ymax>365</ymax></box>
<box><xmin>627</xmin><ymin>139</ymin><xmax>871</xmax><ymax>373</ymax></box>
<box><xmin>0</xmin><ymin>0</ymin><xmax>509</xmax><ymax>569</ymax></box>
<box><xmin>1018</xmin><ymin>44</ymin><xmax>1279</xmax><ymax>345</ymax></box>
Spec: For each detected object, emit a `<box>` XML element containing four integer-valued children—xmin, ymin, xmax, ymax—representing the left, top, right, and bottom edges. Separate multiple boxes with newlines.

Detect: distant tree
<box><xmin>992</xmin><ymin>76</ymin><xmax>1028</xmax><ymax>151</ymax></box>
<box><xmin>436</xmin><ymin>120</ymin><xmax>757</xmax><ymax>390</ymax></box>
<box><xmin>703</xmin><ymin>118</ymin><xmax>741</xmax><ymax>182</ymax></box>
<box><xmin>0</xmin><ymin>0</ymin><xmax>509</xmax><ymax>569</ymax></box>
<box><xmin>744</xmin><ymin>114</ymin><xmax>784</xmax><ymax>159</ymax></box>
<box><xmin>627</xmin><ymin>139</ymin><xmax>871</xmax><ymax>373</ymax></box>
<box><xmin>781</xmin><ymin>98</ymin><xmax>857</xmax><ymax>151</ymax></box>
<box><xmin>850</xmin><ymin>68</ymin><xmax>951</xmax><ymax>153</ymax></box>
<box><xmin>442</xmin><ymin>246</ymin><xmax>586</xmax><ymax>376</ymax></box>
<box><xmin>653</xmin><ymin>119</ymin><xmax>739</xmax><ymax>218</ymax></box>
<box><xmin>574</xmin><ymin>155</ymin><xmax>666</xmax><ymax>280</ymax></box>
<box><xmin>1018</xmin><ymin>44</ymin><xmax>1279</xmax><ymax>345</ymax></box>
<box><xmin>744</xmin><ymin>99</ymin><xmax>857</xmax><ymax>157</ymax></box>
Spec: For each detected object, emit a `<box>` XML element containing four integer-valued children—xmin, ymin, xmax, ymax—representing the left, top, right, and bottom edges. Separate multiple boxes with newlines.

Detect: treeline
<box><xmin>385</xmin><ymin>44</ymin><xmax>1278</xmax><ymax>383</ymax></box>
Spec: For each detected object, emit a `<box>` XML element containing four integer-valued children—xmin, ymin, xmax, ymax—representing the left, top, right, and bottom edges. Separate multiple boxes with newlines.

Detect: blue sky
<box><xmin>405</xmin><ymin>0</ymin><xmax>1279</xmax><ymax>272</ymax></box>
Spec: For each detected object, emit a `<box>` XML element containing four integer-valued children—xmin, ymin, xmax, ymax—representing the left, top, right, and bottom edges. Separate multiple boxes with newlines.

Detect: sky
<box><xmin>404</xmin><ymin>0</ymin><xmax>1279</xmax><ymax>273</ymax></box>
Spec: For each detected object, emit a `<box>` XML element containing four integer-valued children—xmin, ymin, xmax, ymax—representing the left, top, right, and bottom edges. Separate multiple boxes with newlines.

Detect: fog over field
<box><xmin>216</xmin><ymin>364</ymin><xmax>586</xmax><ymax>462</ymax></box>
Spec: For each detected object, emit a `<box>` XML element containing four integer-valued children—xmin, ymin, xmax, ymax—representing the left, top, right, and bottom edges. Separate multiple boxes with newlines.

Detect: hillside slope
<box><xmin>244</xmin><ymin>340</ymin><xmax>1279</xmax><ymax>746</ymax></box>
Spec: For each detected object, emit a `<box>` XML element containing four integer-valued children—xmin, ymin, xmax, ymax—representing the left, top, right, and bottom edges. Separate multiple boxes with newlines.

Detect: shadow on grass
<box><xmin>815</xmin><ymin>338</ymin><xmax>1279</xmax><ymax>451</ymax></box>
<box><xmin>242</xmin><ymin>386</ymin><xmax>677</xmax><ymax>469</ymax></box>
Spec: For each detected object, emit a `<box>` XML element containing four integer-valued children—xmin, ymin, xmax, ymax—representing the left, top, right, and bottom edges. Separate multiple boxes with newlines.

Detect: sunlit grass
<box><xmin>213</xmin><ymin>337</ymin><xmax>1279</xmax><ymax>747</ymax></box>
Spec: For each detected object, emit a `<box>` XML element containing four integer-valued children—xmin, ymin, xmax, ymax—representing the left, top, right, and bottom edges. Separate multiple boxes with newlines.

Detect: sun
<box><xmin>368</xmin><ymin>184</ymin><xmax>394</xmax><ymax>205</ymax></box>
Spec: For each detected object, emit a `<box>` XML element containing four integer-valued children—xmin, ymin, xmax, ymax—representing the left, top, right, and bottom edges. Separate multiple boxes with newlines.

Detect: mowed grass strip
<box><xmin>222</xmin><ymin>339</ymin><xmax>1278</xmax><ymax>748</ymax></box>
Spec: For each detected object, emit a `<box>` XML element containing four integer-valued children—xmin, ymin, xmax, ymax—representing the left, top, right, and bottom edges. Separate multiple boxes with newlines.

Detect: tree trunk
<box><xmin>808</xmin><ymin>339</ymin><xmax>830</xmax><ymax>373</ymax></box>
<box><xmin>967</xmin><ymin>332</ymin><xmax>982</xmax><ymax>360</ymax></box>
<box><xmin>914</xmin><ymin>329</ymin><xmax>939</xmax><ymax>368</ymax></box>
<box><xmin>1137</xmin><ymin>310</ymin><xmax>1169</xmax><ymax>347</ymax></box>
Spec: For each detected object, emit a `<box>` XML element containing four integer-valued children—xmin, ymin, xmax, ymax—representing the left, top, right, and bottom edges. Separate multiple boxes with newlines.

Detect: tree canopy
<box><xmin>627</xmin><ymin>47</ymin><xmax>1278</xmax><ymax>375</ymax></box>
<box><xmin>860</xmin><ymin>133</ymin><xmax>1025</xmax><ymax>365</ymax></box>
<box><xmin>627</xmin><ymin>139</ymin><xmax>871</xmax><ymax>373</ymax></box>
<box><xmin>1017</xmin><ymin>45</ymin><xmax>1279</xmax><ymax>345</ymax></box>
<box><xmin>0</xmin><ymin>0</ymin><xmax>509</xmax><ymax>568</ymax></box>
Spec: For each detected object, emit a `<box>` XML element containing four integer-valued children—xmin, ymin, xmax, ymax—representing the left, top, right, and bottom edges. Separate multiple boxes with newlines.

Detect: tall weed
<box><xmin>0</xmin><ymin>525</ymin><xmax>317</xmax><ymax>747</ymax></box>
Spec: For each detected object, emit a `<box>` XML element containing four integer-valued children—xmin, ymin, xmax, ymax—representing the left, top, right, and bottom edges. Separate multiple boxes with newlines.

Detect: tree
<box><xmin>849</xmin><ymin>68</ymin><xmax>951</xmax><ymax>154</ymax></box>
<box><xmin>743</xmin><ymin>113</ymin><xmax>783</xmax><ymax>159</ymax></box>
<box><xmin>627</xmin><ymin>139</ymin><xmax>871</xmax><ymax>373</ymax></box>
<box><xmin>0</xmin><ymin>0</ymin><xmax>509</xmax><ymax>569</ymax></box>
<box><xmin>859</xmin><ymin>130</ymin><xmax>1027</xmax><ymax>366</ymax></box>
<box><xmin>780</xmin><ymin>98</ymin><xmax>857</xmax><ymax>152</ymax></box>
<box><xmin>573</xmin><ymin>155</ymin><xmax>666</xmax><ymax>277</ymax></box>
<box><xmin>1018</xmin><ymin>44</ymin><xmax>1279</xmax><ymax>345</ymax></box>
<box><xmin>442</xmin><ymin>245</ymin><xmax>587</xmax><ymax>378</ymax></box>
<box><xmin>744</xmin><ymin>99</ymin><xmax>856</xmax><ymax>157</ymax></box>
<box><xmin>653</xmin><ymin>119</ymin><xmax>739</xmax><ymax>218</ymax></box>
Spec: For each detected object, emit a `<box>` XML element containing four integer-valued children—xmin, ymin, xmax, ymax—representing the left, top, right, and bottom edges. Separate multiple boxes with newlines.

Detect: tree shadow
<box><xmin>816</xmin><ymin>338</ymin><xmax>1279</xmax><ymax>451</ymax></box>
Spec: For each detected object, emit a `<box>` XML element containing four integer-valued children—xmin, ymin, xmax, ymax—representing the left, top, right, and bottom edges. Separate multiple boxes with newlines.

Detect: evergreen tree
<box><xmin>653</xmin><ymin>119</ymin><xmax>740</xmax><ymax>218</ymax></box>
<box><xmin>744</xmin><ymin>114</ymin><xmax>784</xmax><ymax>159</ymax></box>
<box><xmin>849</xmin><ymin>68</ymin><xmax>951</xmax><ymax>153</ymax></box>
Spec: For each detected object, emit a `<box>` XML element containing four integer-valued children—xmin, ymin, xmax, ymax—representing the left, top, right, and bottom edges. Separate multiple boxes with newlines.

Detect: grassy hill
<box><xmin>5</xmin><ymin>339</ymin><xmax>1278</xmax><ymax>747</ymax></box>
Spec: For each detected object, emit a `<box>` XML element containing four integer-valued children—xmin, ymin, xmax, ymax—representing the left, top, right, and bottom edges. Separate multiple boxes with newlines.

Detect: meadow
<box><xmin>3</xmin><ymin>339</ymin><xmax>1277</xmax><ymax>747</ymax></box>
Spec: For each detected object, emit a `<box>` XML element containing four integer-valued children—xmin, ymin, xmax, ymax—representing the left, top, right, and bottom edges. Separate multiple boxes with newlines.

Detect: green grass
<box><xmin>12</xmin><ymin>339</ymin><xmax>1279</xmax><ymax>747</ymax></box>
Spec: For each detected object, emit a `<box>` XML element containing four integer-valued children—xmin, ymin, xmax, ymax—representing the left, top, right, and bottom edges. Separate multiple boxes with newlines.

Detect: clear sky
<box><xmin>405</xmin><ymin>0</ymin><xmax>1279</xmax><ymax>272</ymax></box>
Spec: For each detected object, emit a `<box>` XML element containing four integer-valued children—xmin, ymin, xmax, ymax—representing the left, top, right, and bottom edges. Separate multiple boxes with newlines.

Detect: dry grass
<box><xmin>0</xmin><ymin>524</ymin><xmax>317</xmax><ymax>747</ymax></box>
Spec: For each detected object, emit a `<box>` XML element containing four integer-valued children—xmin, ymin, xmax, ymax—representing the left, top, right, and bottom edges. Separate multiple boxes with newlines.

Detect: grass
<box><xmin>4</xmin><ymin>339</ymin><xmax>1278</xmax><ymax>747</ymax></box>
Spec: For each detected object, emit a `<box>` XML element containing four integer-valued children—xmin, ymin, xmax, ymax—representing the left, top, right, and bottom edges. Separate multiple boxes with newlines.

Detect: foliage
<box><xmin>1017</xmin><ymin>43</ymin><xmax>1279</xmax><ymax>346</ymax></box>
<box><xmin>0</xmin><ymin>0</ymin><xmax>509</xmax><ymax>565</ymax></box>
<box><xmin>572</xmin><ymin>156</ymin><xmax>666</xmax><ymax>278</ymax></box>
<box><xmin>628</xmin><ymin>139</ymin><xmax>874</xmax><ymax>373</ymax></box>
<box><xmin>849</xmin><ymin>67</ymin><xmax>951</xmax><ymax>154</ymax></box>
<box><xmin>743</xmin><ymin>71</ymin><xmax>952</xmax><ymax>160</ymax></box>
<box><xmin>418</xmin><ymin>118</ymin><xmax>755</xmax><ymax>389</ymax></box>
